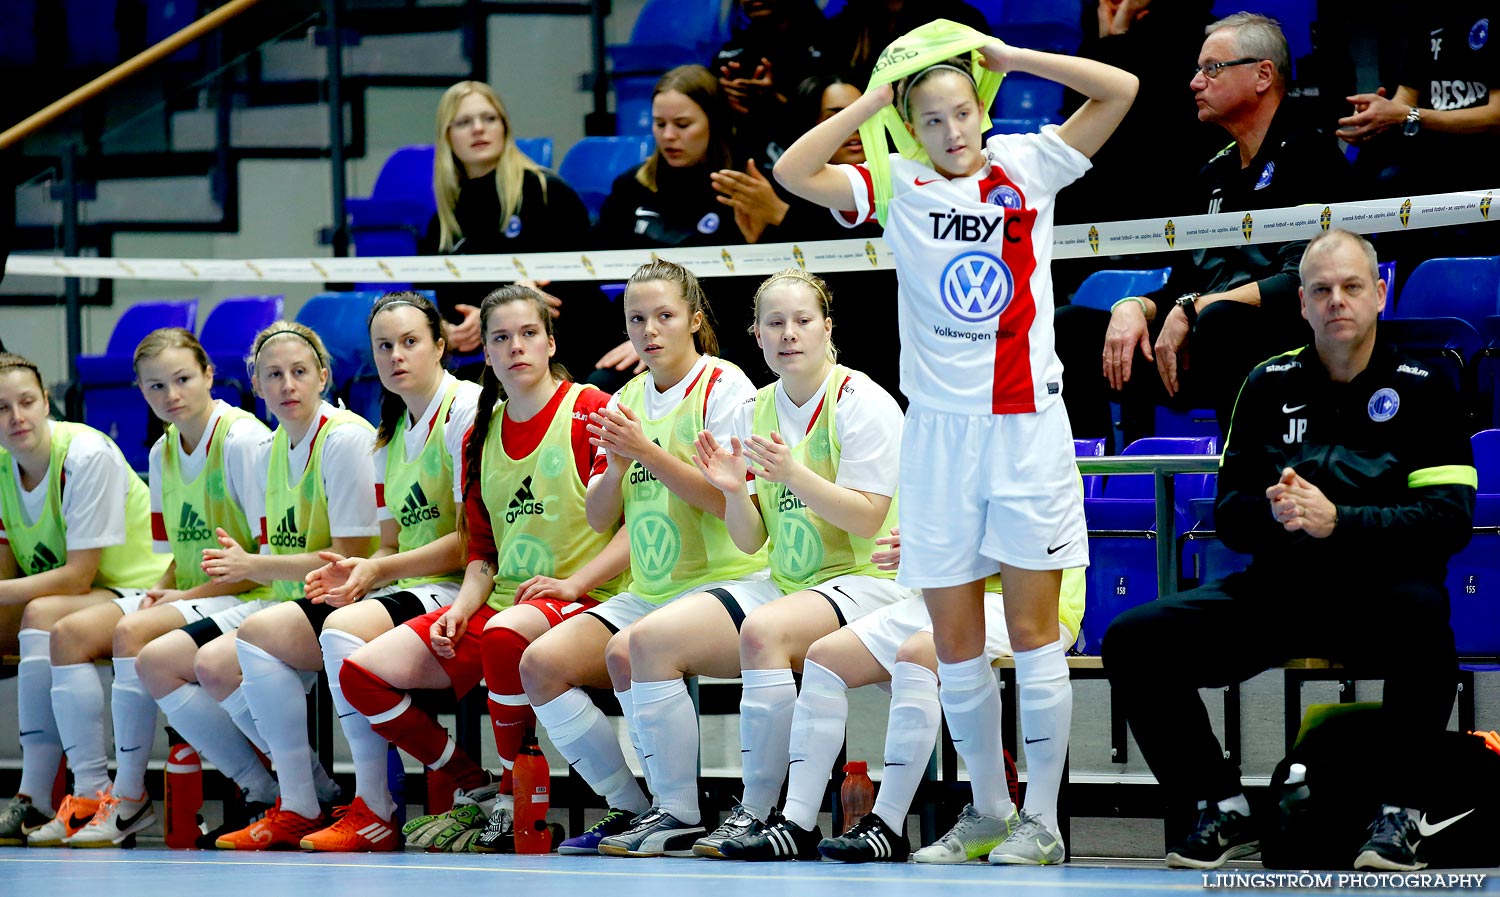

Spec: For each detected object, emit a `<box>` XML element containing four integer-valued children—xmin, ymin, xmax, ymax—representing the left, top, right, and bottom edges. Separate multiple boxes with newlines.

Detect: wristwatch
<box><xmin>1175</xmin><ymin>292</ymin><xmax>1202</xmax><ymax>327</ymax></box>
<box><xmin>1403</xmin><ymin>105</ymin><xmax>1422</xmax><ymax>137</ymax></box>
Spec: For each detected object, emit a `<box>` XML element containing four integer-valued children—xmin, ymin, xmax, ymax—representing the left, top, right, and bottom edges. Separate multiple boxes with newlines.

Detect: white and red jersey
<box><xmin>835</xmin><ymin>125</ymin><xmax>1089</xmax><ymax>416</ymax></box>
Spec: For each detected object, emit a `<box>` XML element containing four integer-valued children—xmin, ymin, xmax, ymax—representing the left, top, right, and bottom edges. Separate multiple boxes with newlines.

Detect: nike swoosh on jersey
<box><xmin>914</xmin><ymin>177</ymin><xmax>944</xmax><ymax>186</ymax></box>
<box><xmin>635</xmin><ymin>208</ymin><xmax>661</xmax><ymax>218</ymax></box>
<box><xmin>1282</xmin><ymin>403</ymin><xmax>1307</xmax><ymax>413</ymax></box>
<box><xmin>1417</xmin><ymin>808</ymin><xmax>1474</xmax><ymax>837</ymax></box>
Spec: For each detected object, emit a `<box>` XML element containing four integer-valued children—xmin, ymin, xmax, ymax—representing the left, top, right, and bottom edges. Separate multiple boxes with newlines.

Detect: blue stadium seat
<box><xmin>1212</xmin><ymin>0</ymin><xmax>1314</xmax><ymax>71</ymax></box>
<box><xmin>988</xmin><ymin>118</ymin><xmax>1045</xmax><ymax>136</ymax></box>
<box><xmin>200</xmin><ymin>296</ymin><xmax>284</xmax><ymax>418</ymax></box>
<box><xmin>1475</xmin><ymin>316</ymin><xmax>1500</xmax><ymax>430</ymax></box>
<box><xmin>1376</xmin><ymin>259</ymin><xmax>1397</xmax><ymax>319</ymax></box>
<box><xmin>76</xmin><ymin>299</ymin><xmax>200</xmax><ymax>471</ymax></box>
<box><xmin>1447</xmin><ymin>429</ymin><xmax>1500</xmax><ymax>658</ymax></box>
<box><xmin>1077</xmin><ymin>435</ymin><xmax>1217</xmax><ymax>653</ymax></box>
<box><xmin>295</xmin><ymin>292</ymin><xmax>383</xmax><ymax>422</ymax></box>
<box><xmin>0</xmin><ymin>1</ymin><xmax>37</xmax><ymax>69</ymax></box>
<box><xmin>1070</xmin><ymin>268</ymin><xmax>1173</xmax><ymax>312</ymax></box>
<box><xmin>614</xmin><ymin>75</ymin><xmax>658</xmax><ymax>137</ymax></box>
<box><xmin>1154</xmin><ymin>406</ymin><xmax>1219</xmax><ymax>439</ymax></box>
<box><xmin>1393</xmin><ymin>257</ymin><xmax>1500</xmax><ymax>327</ymax></box>
<box><xmin>997</xmin><ymin>0</ymin><xmax>1082</xmax><ymax>52</ymax></box>
<box><xmin>997</xmin><ymin>74</ymin><xmax>1064</xmax><ymax>122</ymax></box>
<box><xmin>607</xmin><ymin>0</ymin><xmax>729</xmax><ymax>118</ymax></box>
<box><xmin>347</xmin><ymin>139</ymin><xmax>554</xmax><ymax>258</ymax></box>
<box><xmin>1383</xmin><ymin>316</ymin><xmax>1485</xmax><ymax>397</ymax></box>
<box><xmin>559</xmin><ymin>136</ymin><xmax>656</xmax><ymax>222</ymax></box>
<box><xmin>348</xmin><ymin>146</ymin><xmax>437</xmax><ymax>259</ymax></box>
<box><xmin>1074</xmin><ymin>437</ymin><xmax>1106</xmax><ymax>498</ymax></box>
<box><xmin>66</xmin><ymin>0</ymin><xmax>119</xmax><ymax>67</ymax></box>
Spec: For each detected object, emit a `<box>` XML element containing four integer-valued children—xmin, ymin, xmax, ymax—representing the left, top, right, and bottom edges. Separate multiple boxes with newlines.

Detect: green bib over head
<box><xmin>384</xmin><ymin>380</ymin><xmax>462</xmax><ymax>589</ymax></box>
<box><xmin>264</xmin><ymin>409</ymin><xmax>375</xmax><ymax>601</ymax></box>
<box><xmin>860</xmin><ymin>19</ymin><xmax>1005</xmax><ymax>225</ymax></box>
<box><xmin>162</xmin><ymin>407</ymin><xmax>271</xmax><ymax>599</ymax></box>
<box><xmin>480</xmin><ymin>382</ymin><xmax>628</xmax><ymax>610</ymax></box>
<box><xmin>618</xmin><ymin>362</ymin><xmax>766</xmax><ymax>604</ymax></box>
<box><xmin>0</xmin><ymin>421</ymin><xmax>168</xmax><ymax>589</ymax></box>
<box><xmin>754</xmin><ymin>366</ymin><xmax>898</xmax><ymax>593</ymax></box>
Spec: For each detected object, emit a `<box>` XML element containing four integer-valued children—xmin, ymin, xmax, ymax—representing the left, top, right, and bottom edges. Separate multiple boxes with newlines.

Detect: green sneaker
<box><xmin>912</xmin><ymin>803</ymin><xmax>1011</xmax><ymax>864</ymax></box>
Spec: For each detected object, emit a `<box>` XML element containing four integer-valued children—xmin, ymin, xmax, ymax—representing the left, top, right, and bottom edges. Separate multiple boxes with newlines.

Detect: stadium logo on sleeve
<box><xmin>1471</xmin><ymin>18</ymin><xmax>1489</xmax><ymax>50</ymax></box>
<box><xmin>505</xmin><ymin>215</ymin><xmax>523</xmax><ymax>239</ymax></box>
<box><xmin>1241</xmin><ymin>213</ymin><xmax>1254</xmax><ymax>241</ymax></box>
<box><xmin>1088</xmin><ymin>226</ymin><xmax>1100</xmax><ymax>255</ymax></box>
<box><xmin>1400</xmin><ymin>198</ymin><xmax>1412</xmax><ymax>227</ymax></box>
<box><xmin>1367</xmin><ymin>387</ymin><xmax>1400</xmax><ymax>422</ymax></box>
<box><xmin>940</xmin><ymin>251</ymin><xmax>1014</xmax><ymax>323</ymax></box>
<box><xmin>1164</xmin><ymin>219</ymin><xmax>1176</xmax><ymax>248</ymax></box>
<box><xmin>986</xmin><ymin>185</ymin><xmax>1022</xmax><ymax>209</ymax></box>
<box><xmin>1320</xmin><ymin>207</ymin><xmax>1332</xmax><ymax>231</ymax></box>
<box><xmin>697</xmin><ymin>213</ymin><xmax>721</xmax><ymax>235</ymax></box>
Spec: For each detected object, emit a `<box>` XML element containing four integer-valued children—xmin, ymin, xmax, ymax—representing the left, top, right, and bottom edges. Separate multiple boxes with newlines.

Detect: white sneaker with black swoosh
<box><xmin>66</xmin><ymin>788</ymin><xmax>156</xmax><ymax>847</ymax></box>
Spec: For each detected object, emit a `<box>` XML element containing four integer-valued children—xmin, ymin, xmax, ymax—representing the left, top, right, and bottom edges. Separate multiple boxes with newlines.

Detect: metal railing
<box><xmin>1076</xmin><ymin>453</ymin><xmax>1223</xmax><ymax>594</ymax></box>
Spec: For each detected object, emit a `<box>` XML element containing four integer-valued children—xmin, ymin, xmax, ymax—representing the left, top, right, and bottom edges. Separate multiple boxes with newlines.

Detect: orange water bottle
<box><xmin>163</xmin><ymin>730</ymin><xmax>203</xmax><ymax>849</ymax></box>
<box><xmin>839</xmin><ymin>761</ymin><xmax>875</xmax><ymax>833</ymax></box>
<box><xmin>513</xmin><ymin>736</ymin><xmax>551</xmax><ymax>854</ymax></box>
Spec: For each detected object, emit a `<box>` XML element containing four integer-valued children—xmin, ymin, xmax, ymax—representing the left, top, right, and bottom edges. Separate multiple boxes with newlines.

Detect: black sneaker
<box><xmin>721</xmin><ymin>817</ymin><xmax>823</xmax><ymax>861</ymax></box>
<box><xmin>197</xmin><ymin>798</ymin><xmax>273</xmax><ymax>850</ymax></box>
<box><xmin>818</xmin><ymin>813</ymin><xmax>910</xmax><ymax>862</ymax></box>
<box><xmin>558</xmin><ymin>807</ymin><xmax>638</xmax><ymax>855</ymax></box>
<box><xmin>1165</xmin><ymin>804</ymin><xmax>1259</xmax><ymax>869</ymax></box>
<box><xmin>1354</xmin><ymin>807</ymin><xmax>1426</xmax><ymax>871</ymax></box>
<box><xmin>693</xmin><ymin>803</ymin><xmax>776</xmax><ymax>858</ymax></box>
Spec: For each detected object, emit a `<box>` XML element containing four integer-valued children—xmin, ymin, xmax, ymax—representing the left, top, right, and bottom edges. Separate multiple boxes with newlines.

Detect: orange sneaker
<box><xmin>27</xmin><ymin>792</ymin><xmax>102</xmax><ymax>847</ymax></box>
<box><xmin>300</xmin><ymin>797</ymin><xmax>399</xmax><ymax>852</ymax></box>
<box><xmin>214</xmin><ymin>798</ymin><xmax>325</xmax><ymax>850</ymax></box>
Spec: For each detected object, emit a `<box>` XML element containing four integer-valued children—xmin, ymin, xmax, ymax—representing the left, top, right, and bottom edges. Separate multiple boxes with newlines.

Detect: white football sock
<box><xmin>51</xmin><ymin>662</ymin><xmax>110</xmax><ymax>796</ymax></box>
<box><xmin>738</xmin><ymin>668</ymin><xmax>797</xmax><ymax>822</ymax></box>
<box><xmin>109</xmin><ymin>657</ymin><xmax>159</xmax><ymax>800</ymax></box>
<box><xmin>237</xmin><ymin>640</ymin><xmax>319</xmax><ymax>818</ymax></box>
<box><xmin>534</xmin><ymin>687</ymin><xmax>648</xmax><ymax>815</ymax></box>
<box><xmin>17</xmin><ymin>629</ymin><xmax>61</xmax><ymax>813</ymax></box>
<box><xmin>632</xmin><ymin>677</ymin><xmax>699</xmax><ymax>824</ymax></box>
<box><xmin>938</xmin><ymin>654</ymin><xmax>1013</xmax><ymax>819</ymax></box>
<box><xmin>872</xmin><ymin>661</ymin><xmax>940</xmax><ymax>833</ymax></box>
<box><xmin>782</xmin><ymin>660</ymin><xmax>848</xmax><ymax>831</ymax></box>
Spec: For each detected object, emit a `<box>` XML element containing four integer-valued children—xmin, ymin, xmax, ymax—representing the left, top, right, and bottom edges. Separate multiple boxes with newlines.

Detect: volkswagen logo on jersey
<box><xmin>505</xmin><ymin>215</ymin><xmax>523</xmax><ymax>239</ymax></box>
<box><xmin>697</xmin><ymin>213</ymin><xmax>721</xmax><ymax>235</ymax></box>
<box><xmin>1471</xmin><ymin>18</ymin><xmax>1489</xmax><ymax>50</ymax></box>
<box><xmin>940</xmin><ymin>251</ymin><xmax>1014</xmax><ymax>323</ymax></box>
<box><xmin>630</xmin><ymin>511</ymin><xmax>682</xmax><ymax>579</ymax></box>
<box><xmin>1400</xmin><ymin>198</ymin><xmax>1412</xmax><ymax>227</ymax></box>
<box><xmin>1320</xmin><ymin>207</ymin><xmax>1332</xmax><ymax>231</ymax></box>
<box><xmin>986</xmin><ymin>184</ymin><xmax>1022</xmax><ymax>209</ymax></box>
<box><xmin>1368</xmin><ymin>387</ymin><xmax>1401</xmax><ymax>422</ymax></box>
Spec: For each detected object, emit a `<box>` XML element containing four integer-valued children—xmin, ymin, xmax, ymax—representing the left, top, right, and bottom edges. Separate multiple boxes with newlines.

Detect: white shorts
<box><xmin>849</xmin><ymin>592</ymin><xmax>1075</xmax><ymax>675</ymax></box>
<box><xmin>206</xmin><ymin>596</ymin><xmax>280</xmax><ymax>633</ymax></box>
<box><xmin>379</xmin><ymin>580</ymin><xmax>460</xmax><ymax>615</ymax></box>
<box><xmin>798</xmin><ymin>574</ymin><xmax>916</xmax><ymax>626</ymax></box>
<box><xmin>897</xmin><ymin>401</ymin><xmax>1089</xmax><ymax>589</ymax></box>
<box><xmin>110</xmin><ymin>589</ymin><xmax>242</xmax><ymax>624</ymax></box>
<box><xmin>588</xmin><ymin>572</ymin><xmax>780</xmax><ymax>632</ymax></box>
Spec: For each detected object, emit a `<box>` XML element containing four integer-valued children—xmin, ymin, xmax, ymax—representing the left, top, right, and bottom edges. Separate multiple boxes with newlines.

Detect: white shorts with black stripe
<box><xmin>587</xmin><ymin>572</ymin><xmax>779</xmax><ymax>633</ymax></box>
<box><xmin>799</xmin><ymin>574</ymin><xmax>916</xmax><ymax>627</ymax></box>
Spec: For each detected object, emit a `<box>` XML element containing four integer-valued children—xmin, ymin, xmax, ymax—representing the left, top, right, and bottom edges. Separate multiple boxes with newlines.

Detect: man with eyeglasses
<box><xmin>1055</xmin><ymin>11</ymin><xmax>1350</xmax><ymax>450</ymax></box>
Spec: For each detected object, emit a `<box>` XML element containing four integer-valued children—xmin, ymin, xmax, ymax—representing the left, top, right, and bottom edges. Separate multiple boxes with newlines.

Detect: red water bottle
<box><xmin>839</xmin><ymin>761</ymin><xmax>875</xmax><ymax>834</ymax></box>
<box><xmin>513</xmin><ymin>736</ymin><xmax>551</xmax><ymax>854</ymax></box>
<box><xmin>163</xmin><ymin>730</ymin><xmax>203</xmax><ymax>849</ymax></box>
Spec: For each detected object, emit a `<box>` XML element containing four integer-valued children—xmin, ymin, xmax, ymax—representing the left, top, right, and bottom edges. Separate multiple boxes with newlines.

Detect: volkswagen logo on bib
<box><xmin>940</xmin><ymin>251</ymin><xmax>1014</xmax><ymax>323</ymax></box>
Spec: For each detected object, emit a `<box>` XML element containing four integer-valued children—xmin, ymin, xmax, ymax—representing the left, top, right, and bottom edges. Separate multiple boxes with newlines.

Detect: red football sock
<box><xmin>481</xmin><ymin>625</ymin><xmax>536</xmax><ymax>784</ymax></box>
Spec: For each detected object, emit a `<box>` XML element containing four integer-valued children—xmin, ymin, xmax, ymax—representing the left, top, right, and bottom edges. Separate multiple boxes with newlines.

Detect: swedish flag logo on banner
<box><xmin>1088</xmin><ymin>226</ymin><xmax>1100</xmax><ymax>255</ymax></box>
<box><xmin>1164</xmin><ymin>219</ymin><xmax>1176</xmax><ymax>248</ymax></box>
<box><xmin>865</xmin><ymin>241</ymin><xmax>879</xmax><ymax>267</ymax></box>
<box><xmin>1241</xmin><ymin>213</ymin><xmax>1254</xmax><ymax>241</ymax></box>
<box><xmin>721</xmin><ymin>249</ymin><xmax>735</xmax><ymax>272</ymax></box>
<box><xmin>1320</xmin><ymin>207</ymin><xmax>1332</xmax><ymax>231</ymax></box>
<box><xmin>793</xmin><ymin>245</ymin><xmax>806</xmax><ymax>269</ymax></box>
<box><xmin>512</xmin><ymin>257</ymin><xmax>527</xmax><ymax>277</ymax></box>
<box><xmin>581</xmin><ymin>255</ymin><xmax>596</xmax><ymax>276</ymax></box>
<box><xmin>1400</xmin><ymin>198</ymin><xmax>1412</xmax><ymax>228</ymax></box>
<box><xmin>1482</xmin><ymin>193</ymin><xmax>1492</xmax><ymax>220</ymax></box>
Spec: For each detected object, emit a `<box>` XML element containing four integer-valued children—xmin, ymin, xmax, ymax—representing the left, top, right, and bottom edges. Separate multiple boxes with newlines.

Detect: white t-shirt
<box><xmin>0</xmin><ymin>421</ymin><xmax>134</xmax><ymax>552</ymax></box>
<box><xmin>589</xmin><ymin>355</ymin><xmax>757</xmax><ymax>487</ymax></box>
<box><xmin>254</xmin><ymin>401</ymin><xmax>380</xmax><ymax>541</ymax></box>
<box><xmin>835</xmin><ymin>125</ymin><xmax>1090</xmax><ymax>416</ymax></box>
<box><xmin>372</xmin><ymin>375</ymin><xmax>481</xmax><ymax>521</ymax></box>
<box><xmin>148</xmin><ymin>400</ymin><xmax>271</xmax><ymax>554</ymax></box>
<box><xmin>730</xmin><ymin>367</ymin><xmax>904</xmax><ymax>497</ymax></box>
